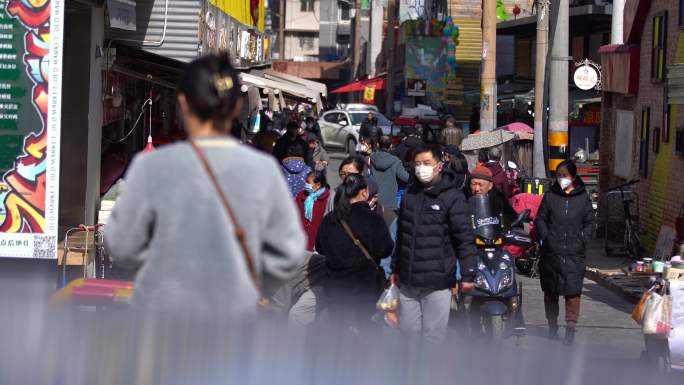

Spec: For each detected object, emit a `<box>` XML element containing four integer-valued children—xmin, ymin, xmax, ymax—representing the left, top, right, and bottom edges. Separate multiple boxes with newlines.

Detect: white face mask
<box><xmin>558</xmin><ymin>177</ymin><xmax>573</xmax><ymax>190</ymax></box>
<box><xmin>415</xmin><ymin>165</ymin><xmax>436</xmax><ymax>184</ymax></box>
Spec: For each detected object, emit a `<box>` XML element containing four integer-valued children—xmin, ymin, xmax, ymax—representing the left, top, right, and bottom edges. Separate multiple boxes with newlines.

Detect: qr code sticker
<box><xmin>33</xmin><ymin>235</ymin><xmax>56</xmax><ymax>259</ymax></box>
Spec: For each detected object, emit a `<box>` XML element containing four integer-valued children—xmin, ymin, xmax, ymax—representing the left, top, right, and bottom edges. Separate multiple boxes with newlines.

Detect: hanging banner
<box><xmin>0</xmin><ymin>0</ymin><xmax>65</xmax><ymax>258</ymax></box>
<box><xmin>363</xmin><ymin>85</ymin><xmax>376</xmax><ymax>104</ymax></box>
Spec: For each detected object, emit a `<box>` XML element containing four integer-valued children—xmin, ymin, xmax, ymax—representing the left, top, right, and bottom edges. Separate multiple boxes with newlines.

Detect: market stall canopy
<box><xmin>239</xmin><ymin>72</ymin><xmax>323</xmax><ymax>111</ymax></box>
<box><xmin>262</xmin><ymin>69</ymin><xmax>328</xmax><ymax>98</ymax></box>
<box><xmin>498</xmin><ymin>122</ymin><xmax>534</xmax><ymax>141</ymax></box>
<box><xmin>461</xmin><ymin>130</ymin><xmax>516</xmax><ymax>151</ymax></box>
<box><xmin>331</xmin><ymin>77</ymin><xmax>385</xmax><ymax>94</ymax></box>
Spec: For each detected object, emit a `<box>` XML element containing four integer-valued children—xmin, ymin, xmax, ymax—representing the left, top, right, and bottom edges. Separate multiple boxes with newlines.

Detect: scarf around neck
<box><xmin>304</xmin><ymin>187</ymin><xmax>326</xmax><ymax>222</ymax></box>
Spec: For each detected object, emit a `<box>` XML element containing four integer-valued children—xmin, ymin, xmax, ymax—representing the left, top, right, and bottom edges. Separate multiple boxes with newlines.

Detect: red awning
<box><xmin>331</xmin><ymin>77</ymin><xmax>385</xmax><ymax>94</ymax></box>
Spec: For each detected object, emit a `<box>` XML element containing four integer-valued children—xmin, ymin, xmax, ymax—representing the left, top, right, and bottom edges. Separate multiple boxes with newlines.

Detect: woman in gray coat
<box><xmin>105</xmin><ymin>54</ymin><xmax>306</xmax><ymax>319</ymax></box>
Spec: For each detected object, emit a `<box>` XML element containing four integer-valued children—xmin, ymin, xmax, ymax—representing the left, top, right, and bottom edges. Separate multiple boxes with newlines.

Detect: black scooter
<box><xmin>467</xmin><ymin>195</ymin><xmax>533</xmax><ymax>341</ymax></box>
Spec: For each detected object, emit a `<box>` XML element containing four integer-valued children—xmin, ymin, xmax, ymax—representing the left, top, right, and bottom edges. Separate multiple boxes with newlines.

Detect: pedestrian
<box><xmin>281</xmin><ymin>141</ymin><xmax>312</xmax><ymax>197</ymax></box>
<box><xmin>392</xmin><ymin>125</ymin><xmax>424</xmax><ymax>166</ymax></box>
<box><xmin>442</xmin><ymin>144</ymin><xmax>468</xmax><ymax>193</ymax></box>
<box><xmin>308</xmin><ymin>137</ymin><xmax>329</xmax><ymax>171</ymax></box>
<box><xmin>295</xmin><ymin>170</ymin><xmax>332</xmax><ymax>251</ymax></box>
<box><xmin>390</xmin><ymin>144</ymin><xmax>478</xmax><ymax>343</ymax></box>
<box><xmin>104</xmin><ymin>53</ymin><xmax>306</xmax><ymax>319</ymax></box>
<box><xmin>442</xmin><ymin>118</ymin><xmax>463</xmax><ymax>147</ymax></box>
<box><xmin>273</xmin><ymin>121</ymin><xmax>311</xmax><ymax>164</ymax></box>
<box><xmin>482</xmin><ymin>146</ymin><xmax>512</xmax><ymax>199</ymax></box>
<box><xmin>305</xmin><ymin>116</ymin><xmax>324</xmax><ymax>145</ymax></box>
<box><xmin>253</xmin><ymin>119</ymin><xmax>278</xmax><ymax>154</ymax></box>
<box><xmin>534</xmin><ymin>159</ymin><xmax>594</xmax><ymax>345</ymax></box>
<box><xmin>338</xmin><ymin>154</ymin><xmax>366</xmax><ymax>181</ymax></box>
<box><xmin>360</xmin><ymin>111</ymin><xmax>381</xmax><ymax>148</ymax></box>
<box><xmin>370</xmin><ymin>135</ymin><xmax>409</xmax><ymax>226</ymax></box>
<box><xmin>316</xmin><ymin>174</ymin><xmax>394</xmax><ymax>335</ymax></box>
<box><xmin>469</xmin><ymin>164</ymin><xmax>518</xmax><ymax>228</ymax></box>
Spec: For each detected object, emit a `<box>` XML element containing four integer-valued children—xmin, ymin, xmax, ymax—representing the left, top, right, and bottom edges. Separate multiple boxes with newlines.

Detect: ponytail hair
<box><xmin>332</xmin><ymin>174</ymin><xmax>368</xmax><ymax>223</ymax></box>
<box><xmin>177</xmin><ymin>53</ymin><xmax>241</xmax><ymax>133</ymax></box>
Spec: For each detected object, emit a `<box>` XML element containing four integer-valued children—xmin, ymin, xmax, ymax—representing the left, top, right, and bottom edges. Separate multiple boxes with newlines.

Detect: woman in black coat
<box><xmin>534</xmin><ymin>160</ymin><xmax>594</xmax><ymax>346</ymax></box>
<box><xmin>316</xmin><ymin>174</ymin><xmax>394</xmax><ymax>334</ymax></box>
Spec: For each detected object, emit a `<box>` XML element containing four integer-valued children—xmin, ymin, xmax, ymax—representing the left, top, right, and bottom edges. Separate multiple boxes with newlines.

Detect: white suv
<box><xmin>318</xmin><ymin>110</ymin><xmax>392</xmax><ymax>153</ymax></box>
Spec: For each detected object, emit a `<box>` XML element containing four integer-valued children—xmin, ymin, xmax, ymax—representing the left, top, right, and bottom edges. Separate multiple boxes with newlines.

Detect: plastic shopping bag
<box><xmin>642</xmin><ymin>292</ymin><xmax>673</xmax><ymax>337</ymax></box>
<box><xmin>668</xmin><ymin>281</ymin><xmax>684</xmax><ymax>371</ymax></box>
<box><xmin>377</xmin><ymin>284</ymin><xmax>400</xmax><ymax>311</ymax></box>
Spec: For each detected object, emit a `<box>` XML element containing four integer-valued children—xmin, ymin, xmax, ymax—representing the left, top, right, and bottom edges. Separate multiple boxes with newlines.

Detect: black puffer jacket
<box><xmin>391</xmin><ymin>169</ymin><xmax>478</xmax><ymax>289</ymax></box>
<box><xmin>535</xmin><ymin>179</ymin><xmax>594</xmax><ymax>296</ymax></box>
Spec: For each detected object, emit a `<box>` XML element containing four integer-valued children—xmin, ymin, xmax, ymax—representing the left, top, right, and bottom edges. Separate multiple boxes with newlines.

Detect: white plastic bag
<box><xmin>643</xmin><ymin>291</ymin><xmax>673</xmax><ymax>337</ymax></box>
<box><xmin>669</xmin><ymin>281</ymin><xmax>684</xmax><ymax>371</ymax></box>
<box><xmin>376</xmin><ymin>284</ymin><xmax>400</xmax><ymax>311</ymax></box>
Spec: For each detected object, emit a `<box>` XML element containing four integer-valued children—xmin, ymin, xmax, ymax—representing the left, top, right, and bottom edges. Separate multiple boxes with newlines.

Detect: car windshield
<box><xmin>350</xmin><ymin>112</ymin><xmax>391</xmax><ymax>126</ymax></box>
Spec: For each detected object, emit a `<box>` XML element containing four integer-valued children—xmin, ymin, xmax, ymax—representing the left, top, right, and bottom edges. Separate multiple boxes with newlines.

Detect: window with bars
<box><xmin>640</xmin><ymin>108</ymin><xmax>650</xmax><ymax>177</ymax></box>
<box><xmin>651</xmin><ymin>12</ymin><xmax>668</xmax><ymax>82</ymax></box>
<box><xmin>339</xmin><ymin>3</ymin><xmax>351</xmax><ymax>21</ymax></box>
<box><xmin>301</xmin><ymin>0</ymin><xmax>314</xmax><ymax>12</ymax></box>
<box><xmin>299</xmin><ymin>36</ymin><xmax>315</xmax><ymax>50</ymax></box>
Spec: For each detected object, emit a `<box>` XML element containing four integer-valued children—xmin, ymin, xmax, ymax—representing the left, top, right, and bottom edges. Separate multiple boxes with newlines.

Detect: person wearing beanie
<box><xmin>470</xmin><ymin>164</ymin><xmax>518</xmax><ymax>229</ymax></box>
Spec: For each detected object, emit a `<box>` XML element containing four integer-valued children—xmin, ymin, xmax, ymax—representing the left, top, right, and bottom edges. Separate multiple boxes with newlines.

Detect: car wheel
<box><xmin>346</xmin><ymin>137</ymin><xmax>357</xmax><ymax>155</ymax></box>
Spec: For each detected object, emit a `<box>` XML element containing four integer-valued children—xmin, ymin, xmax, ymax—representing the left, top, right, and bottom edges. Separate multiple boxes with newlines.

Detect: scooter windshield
<box><xmin>469</xmin><ymin>194</ymin><xmax>503</xmax><ymax>241</ymax></box>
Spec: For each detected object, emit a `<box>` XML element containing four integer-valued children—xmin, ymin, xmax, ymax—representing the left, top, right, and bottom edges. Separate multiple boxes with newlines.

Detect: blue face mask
<box><xmin>304</xmin><ymin>183</ymin><xmax>315</xmax><ymax>193</ymax></box>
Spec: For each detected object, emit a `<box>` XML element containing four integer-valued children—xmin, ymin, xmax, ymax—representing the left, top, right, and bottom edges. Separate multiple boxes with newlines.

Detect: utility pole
<box><xmin>480</xmin><ymin>0</ymin><xmax>497</xmax><ymax>131</ymax></box>
<box><xmin>611</xmin><ymin>0</ymin><xmax>625</xmax><ymax>44</ymax></box>
<box><xmin>385</xmin><ymin>0</ymin><xmax>396</xmax><ymax>116</ymax></box>
<box><xmin>533</xmin><ymin>0</ymin><xmax>549</xmax><ymax>178</ymax></box>
<box><xmin>352</xmin><ymin>0</ymin><xmax>362</xmax><ymax>83</ymax></box>
<box><xmin>548</xmin><ymin>0</ymin><xmax>569</xmax><ymax>172</ymax></box>
<box><xmin>278</xmin><ymin>0</ymin><xmax>285</xmax><ymax>60</ymax></box>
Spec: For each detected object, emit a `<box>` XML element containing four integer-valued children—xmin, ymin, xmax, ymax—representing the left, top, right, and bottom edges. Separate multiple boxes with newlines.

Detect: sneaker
<box><xmin>548</xmin><ymin>325</ymin><xmax>559</xmax><ymax>340</ymax></box>
<box><xmin>563</xmin><ymin>327</ymin><xmax>576</xmax><ymax>346</ymax></box>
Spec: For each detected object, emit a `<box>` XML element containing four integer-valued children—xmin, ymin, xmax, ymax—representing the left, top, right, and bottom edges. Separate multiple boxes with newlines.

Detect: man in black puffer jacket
<box><xmin>390</xmin><ymin>144</ymin><xmax>478</xmax><ymax>343</ymax></box>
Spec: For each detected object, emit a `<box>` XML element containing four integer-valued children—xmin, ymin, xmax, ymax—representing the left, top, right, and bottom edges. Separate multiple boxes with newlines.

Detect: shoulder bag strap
<box><xmin>340</xmin><ymin>220</ymin><xmax>379</xmax><ymax>271</ymax></box>
<box><xmin>189</xmin><ymin>141</ymin><xmax>262</xmax><ymax>295</ymax></box>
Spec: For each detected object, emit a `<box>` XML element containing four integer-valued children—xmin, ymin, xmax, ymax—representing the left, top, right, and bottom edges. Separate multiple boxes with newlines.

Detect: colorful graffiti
<box><xmin>0</xmin><ymin>0</ymin><xmax>51</xmax><ymax>233</ymax></box>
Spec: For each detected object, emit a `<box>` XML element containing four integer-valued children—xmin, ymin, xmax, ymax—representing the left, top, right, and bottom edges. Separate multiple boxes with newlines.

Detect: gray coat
<box><xmin>370</xmin><ymin>150</ymin><xmax>410</xmax><ymax>209</ymax></box>
<box><xmin>105</xmin><ymin>137</ymin><xmax>307</xmax><ymax>318</ymax></box>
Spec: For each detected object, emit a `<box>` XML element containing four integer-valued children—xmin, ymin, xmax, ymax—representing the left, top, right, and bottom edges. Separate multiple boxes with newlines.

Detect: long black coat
<box><xmin>391</xmin><ymin>170</ymin><xmax>478</xmax><ymax>289</ymax></box>
<box><xmin>315</xmin><ymin>202</ymin><xmax>394</xmax><ymax>295</ymax></box>
<box><xmin>534</xmin><ymin>179</ymin><xmax>594</xmax><ymax>296</ymax></box>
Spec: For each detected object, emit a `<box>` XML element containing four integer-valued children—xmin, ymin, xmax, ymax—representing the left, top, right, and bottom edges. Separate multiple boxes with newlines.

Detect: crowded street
<box><xmin>1</xmin><ymin>0</ymin><xmax>684</xmax><ymax>383</ymax></box>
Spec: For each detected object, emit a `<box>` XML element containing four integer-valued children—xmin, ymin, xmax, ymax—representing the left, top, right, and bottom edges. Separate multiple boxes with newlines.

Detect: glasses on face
<box><xmin>339</xmin><ymin>171</ymin><xmax>360</xmax><ymax>180</ymax></box>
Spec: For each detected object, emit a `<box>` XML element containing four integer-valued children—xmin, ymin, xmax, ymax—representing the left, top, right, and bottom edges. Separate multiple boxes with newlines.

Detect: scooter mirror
<box><xmin>509</xmin><ymin>209</ymin><xmax>531</xmax><ymax>229</ymax></box>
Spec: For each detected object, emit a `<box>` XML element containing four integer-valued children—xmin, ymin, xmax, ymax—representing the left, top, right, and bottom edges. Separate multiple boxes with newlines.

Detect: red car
<box><xmin>391</xmin><ymin>116</ymin><xmax>444</xmax><ymax>147</ymax></box>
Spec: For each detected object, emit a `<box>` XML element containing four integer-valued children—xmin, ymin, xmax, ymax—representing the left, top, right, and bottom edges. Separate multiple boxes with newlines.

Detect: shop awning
<box><xmin>262</xmin><ymin>69</ymin><xmax>328</xmax><ymax>98</ymax></box>
<box><xmin>238</xmin><ymin>72</ymin><xmax>323</xmax><ymax>111</ymax></box>
<box><xmin>331</xmin><ymin>77</ymin><xmax>385</xmax><ymax>94</ymax></box>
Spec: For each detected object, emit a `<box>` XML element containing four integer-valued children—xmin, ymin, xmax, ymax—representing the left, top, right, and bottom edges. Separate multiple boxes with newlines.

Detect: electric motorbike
<box><xmin>467</xmin><ymin>195</ymin><xmax>533</xmax><ymax>341</ymax></box>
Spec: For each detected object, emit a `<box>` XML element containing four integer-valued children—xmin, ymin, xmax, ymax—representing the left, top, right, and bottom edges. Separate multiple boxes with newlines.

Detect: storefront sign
<box><xmin>363</xmin><ymin>85</ymin><xmax>376</xmax><ymax>104</ymax></box>
<box><xmin>107</xmin><ymin>0</ymin><xmax>137</xmax><ymax>31</ymax></box>
<box><xmin>0</xmin><ymin>0</ymin><xmax>65</xmax><ymax>258</ymax></box>
<box><xmin>573</xmin><ymin>59</ymin><xmax>602</xmax><ymax>91</ymax></box>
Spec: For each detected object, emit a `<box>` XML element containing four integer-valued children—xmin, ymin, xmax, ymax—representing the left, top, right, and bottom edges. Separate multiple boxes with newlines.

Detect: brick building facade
<box><xmin>601</xmin><ymin>0</ymin><xmax>684</xmax><ymax>254</ymax></box>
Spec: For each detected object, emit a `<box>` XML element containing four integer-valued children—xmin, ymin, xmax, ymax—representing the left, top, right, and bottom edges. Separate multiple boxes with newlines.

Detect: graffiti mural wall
<box><xmin>0</xmin><ymin>0</ymin><xmax>64</xmax><ymax>258</ymax></box>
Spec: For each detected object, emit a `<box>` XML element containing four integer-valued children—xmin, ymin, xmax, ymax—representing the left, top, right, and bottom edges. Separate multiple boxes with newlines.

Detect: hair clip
<box><xmin>214</xmin><ymin>75</ymin><xmax>234</xmax><ymax>94</ymax></box>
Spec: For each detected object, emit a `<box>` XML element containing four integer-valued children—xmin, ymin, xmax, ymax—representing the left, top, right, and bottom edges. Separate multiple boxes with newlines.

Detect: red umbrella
<box><xmin>331</xmin><ymin>77</ymin><xmax>385</xmax><ymax>94</ymax></box>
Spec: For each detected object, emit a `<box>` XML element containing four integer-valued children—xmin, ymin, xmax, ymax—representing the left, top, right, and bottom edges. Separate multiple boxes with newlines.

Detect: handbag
<box><xmin>189</xmin><ymin>141</ymin><xmax>269</xmax><ymax>308</ymax></box>
<box><xmin>340</xmin><ymin>220</ymin><xmax>387</xmax><ymax>291</ymax></box>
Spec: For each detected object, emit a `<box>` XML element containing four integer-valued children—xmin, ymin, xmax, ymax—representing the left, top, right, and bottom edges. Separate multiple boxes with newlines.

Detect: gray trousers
<box><xmin>288</xmin><ymin>287</ymin><xmax>322</xmax><ymax>328</ymax></box>
<box><xmin>399</xmin><ymin>286</ymin><xmax>452</xmax><ymax>343</ymax></box>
